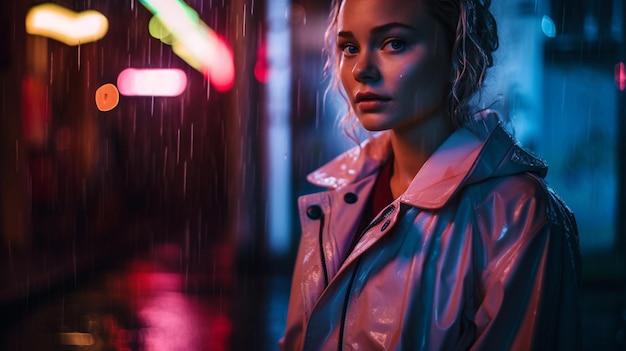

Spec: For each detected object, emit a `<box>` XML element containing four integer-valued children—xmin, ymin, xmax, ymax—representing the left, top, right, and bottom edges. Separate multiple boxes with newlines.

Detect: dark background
<box><xmin>0</xmin><ymin>0</ymin><xmax>624</xmax><ymax>349</ymax></box>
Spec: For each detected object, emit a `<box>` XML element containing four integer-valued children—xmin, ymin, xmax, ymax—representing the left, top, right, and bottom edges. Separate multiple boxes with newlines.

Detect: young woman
<box><xmin>280</xmin><ymin>0</ymin><xmax>581</xmax><ymax>350</ymax></box>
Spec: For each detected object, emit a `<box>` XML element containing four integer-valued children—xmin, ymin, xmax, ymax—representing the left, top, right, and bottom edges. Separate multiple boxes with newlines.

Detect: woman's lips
<box><xmin>357</xmin><ymin>99</ymin><xmax>389</xmax><ymax>111</ymax></box>
<box><xmin>355</xmin><ymin>92</ymin><xmax>391</xmax><ymax>112</ymax></box>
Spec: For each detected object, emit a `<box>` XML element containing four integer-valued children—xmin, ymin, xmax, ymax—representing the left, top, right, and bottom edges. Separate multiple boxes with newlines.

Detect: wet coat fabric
<box><xmin>279</xmin><ymin>114</ymin><xmax>581</xmax><ymax>351</ymax></box>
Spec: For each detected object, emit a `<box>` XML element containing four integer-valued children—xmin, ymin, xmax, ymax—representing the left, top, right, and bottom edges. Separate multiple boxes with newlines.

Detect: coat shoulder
<box><xmin>463</xmin><ymin>172</ymin><xmax>575</xmax><ymax>247</ymax></box>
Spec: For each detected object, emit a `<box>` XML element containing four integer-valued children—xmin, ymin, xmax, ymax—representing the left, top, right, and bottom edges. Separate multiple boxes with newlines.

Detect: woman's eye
<box><xmin>340</xmin><ymin>44</ymin><xmax>359</xmax><ymax>56</ymax></box>
<box><xmin>383</xmin><ymin>39</ymin><xmax>406</xmax><ymax>51</ymax></box>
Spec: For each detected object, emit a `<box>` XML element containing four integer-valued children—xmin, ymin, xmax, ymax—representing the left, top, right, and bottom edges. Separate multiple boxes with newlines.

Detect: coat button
<box><xmin>381</xmin><ymin>220</ymin><xmax>391</xmax><ymax>231</ymax></box>
<box><xmin>344</xmin><ymin>192</ymin><xmax>358</xmax><ymax>204</ymax></box>
<box><xmin>306</xmin><ymin>205</ymin><xmax>322</xmax><ymax>220</ymax></box>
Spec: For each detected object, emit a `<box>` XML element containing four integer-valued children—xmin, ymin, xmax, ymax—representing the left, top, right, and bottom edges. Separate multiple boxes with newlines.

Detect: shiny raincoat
<box><xmin>280</xmin><ymin>114</ymin><xmax>581</xmax><ymax>351</ymax></box>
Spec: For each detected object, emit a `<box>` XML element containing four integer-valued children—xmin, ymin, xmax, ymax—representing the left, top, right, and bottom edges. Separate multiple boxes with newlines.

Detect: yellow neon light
<box><xmin>148</xmin><ymin>16</ymin><xmax>175</xmax><ymax>45</ymax></box>
<box><xmin>25</xmin><ymin>3</ymin><xmax>108</xmax><ymax>46</ymax></box>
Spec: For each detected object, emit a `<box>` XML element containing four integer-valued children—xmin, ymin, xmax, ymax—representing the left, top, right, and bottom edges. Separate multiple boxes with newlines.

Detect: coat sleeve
<box><xmin>279</xmin><ymin>194</ymin><xmax>325</xmax><ymax>351</ymax></box>
<box><xmin>469</xmin><ymin>174</ymin><xmax>582</xmax><ymax>351</ymax></box>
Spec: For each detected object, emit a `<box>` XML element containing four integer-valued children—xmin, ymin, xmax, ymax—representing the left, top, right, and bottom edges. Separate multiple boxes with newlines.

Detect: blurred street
<box><xmin>0</xmin><ymin>227</ymin><xmax>290</xmax><ymax>351</ymax></box>
<box><xmin>0</xmin><ymin>229</ymin><xmax>624</xmax><ymax>350</ymax></box>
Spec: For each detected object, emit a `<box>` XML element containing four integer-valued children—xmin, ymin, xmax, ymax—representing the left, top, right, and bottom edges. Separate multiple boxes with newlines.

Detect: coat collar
<box><xmin>307</xmin><ymin>112</ymin><xmax>548</xmax><ymax>210</ymax></box>
<box><xmin>306</xmin><ymin>132</ymin><xmax>392</xmax><ymax>189</ymax></box>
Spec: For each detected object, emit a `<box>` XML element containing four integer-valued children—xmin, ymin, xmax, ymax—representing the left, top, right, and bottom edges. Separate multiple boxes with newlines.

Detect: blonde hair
<box><xmin>323</xmin><ymin>0</ymin><xmax>499</xmax><ymax>140</ymax></box>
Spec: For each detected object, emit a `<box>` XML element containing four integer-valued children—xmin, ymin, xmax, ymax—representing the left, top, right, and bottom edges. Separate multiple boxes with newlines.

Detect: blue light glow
<box><xmin>541</xmin><ymin>15</ymin><xmax>556</xmax><ymax>38</ymax></box>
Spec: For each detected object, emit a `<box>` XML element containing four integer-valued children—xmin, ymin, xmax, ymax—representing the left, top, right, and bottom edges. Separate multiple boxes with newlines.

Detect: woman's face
<box><xmin>336</xmin><ymin>0</ymin><xmax>452</xmax><ymax>132</ymax></box>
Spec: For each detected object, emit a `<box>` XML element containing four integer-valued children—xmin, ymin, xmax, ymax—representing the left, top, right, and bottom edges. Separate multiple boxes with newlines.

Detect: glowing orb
<box><xmin>25</xmin><ymin>3</ymin><xmax>108</xmax><ymax>46</ymax></box>
<box><xmin>95</xmin><ymin>83</ymin><xmax>120</xmax><ymax>111</ymax></box>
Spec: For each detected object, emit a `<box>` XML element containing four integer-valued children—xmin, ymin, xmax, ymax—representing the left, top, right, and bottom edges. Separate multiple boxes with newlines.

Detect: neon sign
<box><xmin>117</xmin><ymin>68</ymin><xmax>187</xmax><ymax>97</ymax></box>
<box><xmin>139</xmin><ymin>0</ymin><xmax>235</xmax><ymax>92</ymax></box>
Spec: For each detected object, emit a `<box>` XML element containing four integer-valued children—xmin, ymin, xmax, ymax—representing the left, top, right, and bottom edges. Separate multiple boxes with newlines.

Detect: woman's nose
<box><xmin>352</xmin><ymin>52</ymin><xmax>380</xmax><ymax>83</ymax></box>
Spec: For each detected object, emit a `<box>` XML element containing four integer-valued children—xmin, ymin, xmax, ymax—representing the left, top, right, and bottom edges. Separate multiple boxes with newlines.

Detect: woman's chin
<box><xmin>356</xmin><ymin>117</ymin><xmax>393</xmax><ymax>132</ymax></box>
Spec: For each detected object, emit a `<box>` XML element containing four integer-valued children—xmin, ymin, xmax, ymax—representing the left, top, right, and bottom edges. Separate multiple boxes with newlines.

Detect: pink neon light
<box><xmin>254</xmin><ymin>43</ymin><xmax>269</xmax><ymax>84</ymax></box>
<box><xmin>117</xmin><ymin>68</ymin><xmax>187</xmax><ymax>97</ymax></box>
<box><xmin>616</xmin><ymin>62</ymin><xmax>626</xmax><ymax>91</ymax></box>
<box><xmin>204</xmin><ymin>35</ymin><xmax>235</xmax><ymax>92</ymax></box>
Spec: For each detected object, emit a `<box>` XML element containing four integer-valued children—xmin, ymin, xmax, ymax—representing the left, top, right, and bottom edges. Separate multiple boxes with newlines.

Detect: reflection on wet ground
<box><xmin>1</xmin><ymin>241</ymin><xmax>289</xmax><ymax>351</ymax></box>
<box><xmin>1</xmin><ymin>240</ymin><xmax>625</xmax><ymax>350</ymax></box>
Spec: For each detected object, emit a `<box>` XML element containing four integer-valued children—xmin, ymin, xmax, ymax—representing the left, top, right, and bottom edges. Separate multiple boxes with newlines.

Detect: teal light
<box><xmin>541</xmin><ymin>15</ymin><xmax>556</xmax><ymax>38</ymax></box>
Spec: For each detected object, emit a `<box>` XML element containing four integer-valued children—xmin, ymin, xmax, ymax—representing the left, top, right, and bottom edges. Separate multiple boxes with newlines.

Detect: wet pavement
<box><xmin>1</xmin><ymin>237</ymin><xmax>625</xmax><ymax>350</ymax></box>
<box><xmin>0</xmin><ymin>238</ymin><xmax>290</xmax><ymax>351</ymax></box>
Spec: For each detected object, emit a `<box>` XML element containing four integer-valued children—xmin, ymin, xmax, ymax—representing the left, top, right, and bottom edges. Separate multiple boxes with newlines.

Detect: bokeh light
<box><xmin>139</xmin><ymin>0</ymin><xmax>234</xmax><ymax>92</ymax></box>
<box><xmin>25</xmin><ymin>3</ymin><xmax>108</xmax><ymax>46</ymax></box>
<box><xmin>95</xmin><ymin>83</ymin><xmax>120</xmax><ymax>111</ymax></box>
<box><xmin>616</xmin><ymin>62</ymin><xmax>626</xmax><ymax>91</ymax></box>
<box><xmin>254</xmin><ymin>43</ymin><xmax>269</xmax><ymax>83</ymax></box>
<box><xmin>148</xmin><ymin>16</ymin><xmax>175</xmax><ymax>45</ymax></box>
<box><xmin>117</xmin><ymin>68</ymin><xmax>187</xmax><ymax>97</ymax></box>
<box><xmin>541</xmin><ymin>15</ymin><xmax>557</xmax><ymax>38</ymax></box>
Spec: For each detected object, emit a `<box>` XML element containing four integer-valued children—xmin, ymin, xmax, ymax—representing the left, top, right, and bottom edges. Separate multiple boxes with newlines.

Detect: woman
<box><xmin>280</xmin><ymin>0</ymin><xmax>581</xmax><ymax>350</ymax></box>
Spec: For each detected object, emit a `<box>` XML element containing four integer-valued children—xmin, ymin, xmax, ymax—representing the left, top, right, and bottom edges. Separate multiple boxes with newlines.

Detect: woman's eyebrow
<box><xmin>370</xmin><ymin>22</ymin><xmax>417</xmax><ymax>35</ymax></box>
<box><xmin>337</xmin><ymin>30</ymin><xmax>354</xmax><ymax>39</ymax></box>
<box><xmin>337</xmin><ymin>22</ymin><xmax>417</xmax><ymax>39</ymax></box>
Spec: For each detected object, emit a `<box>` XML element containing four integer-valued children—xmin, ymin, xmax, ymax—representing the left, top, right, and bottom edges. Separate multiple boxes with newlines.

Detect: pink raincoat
<box><xmin>280</xmin><ymin>114</ymin><xmax>581</xmax><ymax>350</ymax></box>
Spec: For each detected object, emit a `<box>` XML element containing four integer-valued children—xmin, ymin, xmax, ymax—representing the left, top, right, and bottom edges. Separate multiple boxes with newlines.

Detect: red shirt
<box><xmin>348</xmin><ymin>157</ymin><xmax>395</xmax><ymax>257</ymax></box>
